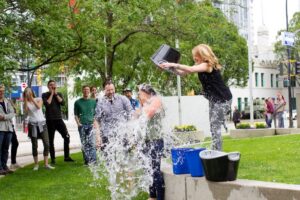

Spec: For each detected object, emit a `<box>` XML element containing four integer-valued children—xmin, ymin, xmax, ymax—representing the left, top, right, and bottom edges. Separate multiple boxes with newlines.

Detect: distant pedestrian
<box><xmin>23</xmin><ymin>88</ymin><xmax>54</xmax><ymax>170</ymax></box>
<box><xmin>123</xmin><ymin>88</ymin><xmax>139</xmax><ymax>110</ymax></box>
<box><xmin>42</xmin><ymin>80</ymin><xmax>74</xmax><ymax>165</ymax></box>
<box><xmin>264</xmin><ymin>98</ymin><xmax>274</xmax><ymax>128</ymax></box>
<box><xmin>74</xmin><ymin>86</ymin><xmax>97</xmax><ymax>165</ymax></box>
<box><xmin>232</xmin><ymin>106</ymin><xmax>241</xmax><ymax>128</ymax></box>
<box><xmin>0</xmin><ymin>85</ymin><xmax>15</xmax><ymax>175</ymax></box>
<box><xmin>275</xmin><ymin>92</ymin><xmax>286</xmax><ymax>128</ymax></box>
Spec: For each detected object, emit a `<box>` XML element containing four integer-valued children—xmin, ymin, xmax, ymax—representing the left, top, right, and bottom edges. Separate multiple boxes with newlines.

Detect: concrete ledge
<box><xmin>275</xmin><ymin>128</ymin><xmax>300</xmax><ymax>135</ymax></box>
<box><xmin>162</xmin><ymin>168</ymin><xmax>300</xmax><ymax>200</ymax></box>
<box><xmin>229</xmin><ymin>129</ymin><xmax>275</xmax><ymax>138</ymax></box>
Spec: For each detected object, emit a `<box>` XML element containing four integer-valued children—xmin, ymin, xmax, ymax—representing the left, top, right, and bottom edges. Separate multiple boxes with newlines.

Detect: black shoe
<box><xmin>51</xmin><ymin>160</ymin><xmax>56</xmax><ymax>165</ymax></box>
<box><xmin>0</xmin><ymin>169</ymin><xmax>8</xmax><ymax>175</ymax></box>
<box><xmin>4</xmin><ymin>168</ymin><xmax>14</xmax><ymax>174</ymax></box>
<box><xmin>64</xmin><ymin>157</ymin><xmax>75</xmax><ymax>162</ymax></box>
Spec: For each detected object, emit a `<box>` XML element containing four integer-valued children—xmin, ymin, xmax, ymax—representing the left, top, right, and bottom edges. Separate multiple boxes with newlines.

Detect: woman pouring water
<box><xmin>160</xmin><ymin>44</ymin><xmax>232</xmax><ymax>151</ymax></box>
<box><xmin>137</xmin><ymin>84</ymin><xmax>165</xmax><ymax>200</ymax></box>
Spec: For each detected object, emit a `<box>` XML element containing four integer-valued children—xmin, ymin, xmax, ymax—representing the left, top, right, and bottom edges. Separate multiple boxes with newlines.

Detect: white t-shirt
<box><xmin>27</xmin><ymin>98</ymin><xmax>45</xmax><ymax>123</ymax></box>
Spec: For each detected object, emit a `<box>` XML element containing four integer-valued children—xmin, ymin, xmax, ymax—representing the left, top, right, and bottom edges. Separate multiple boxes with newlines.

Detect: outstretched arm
<box><xmin>159</xmin><ymin>62</ymin><xmax>210</xmax><ymax>75</ymax></box>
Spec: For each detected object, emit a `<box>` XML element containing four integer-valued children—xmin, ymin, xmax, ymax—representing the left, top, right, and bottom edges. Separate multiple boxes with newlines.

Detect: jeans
<box><xmin>46</xmin><ymin>119</ymin><xmax>70</xmax><ymax>161</ymax></box>
<box><xmin>78</xmin><ymin>124</ymin><xmax>97</xmax><ymax>164</ymax></box>
<box><xmin>144</xmin><ymin>139</ymin><xmax>165</xmax><ymax>200</ymax></box>
<box><xmin>277</xmin><ymin>112</ymin><xmax>284</xmax><ymax>128</ymax></box>
<box><xmin>0</xmin><ymin>132</ymin><xmax>12</xmax><ymax>170</ymax></box>
<box><xmin>209</xmin><ymin>100</ymin><xmax>232</xmax><ymax>151</ymax></box>
<box><xmin>265</xmin><ymin>113</ymin><xmax>272</xmax><ymax>128</ymax></box>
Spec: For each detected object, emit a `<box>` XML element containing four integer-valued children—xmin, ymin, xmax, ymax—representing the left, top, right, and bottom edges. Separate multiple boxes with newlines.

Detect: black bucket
<box><xmin>199</xmin><ymin>150</ymin><xmax>240</xmax><ymax>182</ymax></box>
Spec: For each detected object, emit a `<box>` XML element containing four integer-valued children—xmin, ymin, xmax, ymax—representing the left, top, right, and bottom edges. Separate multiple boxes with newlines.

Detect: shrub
<box><xmin>236</xmin><ymin>123</ymin><xmax>251</xmax><ymax>129</ymax></box>
<box><xmin>255</xmin><ymin>122</ymin><xmax>268</xmax><ymax>129</ymax></box>
<box><xmin>174</xmin><ymin>125</ymin><xmax>197</xmax><ymax>132</ymax></box>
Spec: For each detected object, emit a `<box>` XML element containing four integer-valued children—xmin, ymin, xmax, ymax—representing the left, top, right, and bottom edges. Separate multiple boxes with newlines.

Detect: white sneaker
<box><xmin>33</xmin><ymin>165</ymin><xmax>39</xmax><ymax>171</ymax></box>
<box><xmin>10</xmin><ymin>163</ymin><xmax>22</xmax><ymax>171</ymax></box>
<box><xmin>44</xmin><ymin>165</ymin><xmax>55</xmax><ymax>170</ymax></box>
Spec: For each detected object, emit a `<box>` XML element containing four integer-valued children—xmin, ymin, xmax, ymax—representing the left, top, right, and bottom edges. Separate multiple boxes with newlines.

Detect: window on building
<box><xmin>270</xmin><ymin>74</ymin><xmax>274</xmax><ymax>88</ymax></box>
<box><xmin>244</xmin><ymin>97</ymin><xmax>248</xmax><ymax>107</ymax></box>
<box><xmin>276</xmin><ymin>74</ymin><xmax>279</xmax><ymax>88</ymax></box>
<box><xmin>261</xmin><ymin>73</ymin><xmax>264</xmax><ymax>87</ymax></box>
<box><xmin>238</xmin><ymin>98</ymin><xmax>242</xmax><ymax>111</ymax></box>
<box><xmin>255</xmin><ymin>73</ymin><xmax>258</xmax><ymax>87</ymax></box>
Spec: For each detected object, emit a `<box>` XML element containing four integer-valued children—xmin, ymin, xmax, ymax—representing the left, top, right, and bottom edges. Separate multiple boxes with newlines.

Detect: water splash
<box><xmin>89</xmin><ymin>102</ymin><xmax>202</xmax><ymax>199</ymax></box>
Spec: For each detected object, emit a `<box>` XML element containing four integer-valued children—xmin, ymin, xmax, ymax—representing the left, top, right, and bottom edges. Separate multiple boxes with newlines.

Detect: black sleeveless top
<box><xmin>198</xmin><ymin>68</ymin><xmax>232</xmax><ymax>103</ymax></box>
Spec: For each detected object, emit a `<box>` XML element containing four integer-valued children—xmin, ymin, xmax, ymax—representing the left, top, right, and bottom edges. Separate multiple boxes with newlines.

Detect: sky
<box><xmin>252</xmin><ymin>0</ymin><xmax>300</xmax><ymax>44</ymax></box>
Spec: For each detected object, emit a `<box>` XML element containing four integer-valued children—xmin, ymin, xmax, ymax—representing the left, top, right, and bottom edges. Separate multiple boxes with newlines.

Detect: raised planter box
<box><xmin>173</xmin><ymin>130</ymin><xmax>204</xmax><ymax>144</ymax></box>
<box><xmin>229</xmin><ymin>128</ymin><xmax>275</xmax><ymax>139</ymax></box>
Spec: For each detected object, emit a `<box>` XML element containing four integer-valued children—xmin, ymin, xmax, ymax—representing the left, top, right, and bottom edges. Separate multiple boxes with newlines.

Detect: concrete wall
<box><xmin>68</xmin><ymin>94</ymin><xmax>212</xmax><ymax>137</ymax></box>
<box><xmin>163</xmin><ymin>168</ymin><xmax>300</xmax><ymax>200</ymax></box>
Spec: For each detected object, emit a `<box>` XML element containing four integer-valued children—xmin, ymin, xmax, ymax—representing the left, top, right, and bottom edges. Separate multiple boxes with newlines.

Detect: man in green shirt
<box><xmin>74</xmin><ymin>86</ymin><xmax>97</xmax><ymax>165</ymax></box>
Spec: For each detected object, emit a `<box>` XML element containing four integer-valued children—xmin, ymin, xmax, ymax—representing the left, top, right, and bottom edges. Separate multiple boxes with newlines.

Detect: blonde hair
<box><xmin>192</xmin><ymin>44</ymin><xmax>221</xmax><ymax>70</ymax></box>
<box><xmin>0</xmin><ymin>84</ymin><xmax>5</xmax><ymax>91</ymax></box>
<box><xmin>23</xmin><ymin>87</ymin><xmax>35</xmax><ymax>100</ymax></box>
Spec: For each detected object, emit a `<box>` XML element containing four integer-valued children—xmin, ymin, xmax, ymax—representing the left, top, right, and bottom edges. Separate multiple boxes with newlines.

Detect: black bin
<box><xmin>199</xmin><ymin>150</ymin><xmax>240</xmax><ymax>182</ymax></box>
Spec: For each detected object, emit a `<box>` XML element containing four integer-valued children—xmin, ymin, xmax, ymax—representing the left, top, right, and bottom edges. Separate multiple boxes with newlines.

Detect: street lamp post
<box><xmin>286</xmin><ymin>0</ymin><xmax>294</xmax><ymax>128</ymax></box>
<box><xmin>247</xmin><ymin>0</ymin><xmax>254</xmax><ymax>124</ymax></box>
<box><xmin>175</xmin><ymin>38</ymin><xmax>182</xmax><ymax>126</ymax></box>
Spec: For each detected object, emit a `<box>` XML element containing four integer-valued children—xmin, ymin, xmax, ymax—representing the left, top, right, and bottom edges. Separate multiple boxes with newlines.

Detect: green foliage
<box><xmin>255</xmin><ymin>122</ymin><xmax>268</xmax><ymax>129</ymax></box>
<box><xmin>1</xmin><ymin>0</ymin><xmax>248</xmax><ymax>94</ymax></box>
<box><xmin>57</xmin><ymin>84</ymin><xmax>68</xmax><ymax>119</ymax></box>
<box><xmin>174</xmin><ymin>124</ymin><xmax>197</xmax><ymax>132</ymax></box>
<box><xmin>274</xmin><ymin>12</ymin><xmax>300</xmax><ymax>69</ymax></box>
<box><xmin>236</xmin><ymin>122</ymin><xmax>251</xmax><ymax>129</ymax></box>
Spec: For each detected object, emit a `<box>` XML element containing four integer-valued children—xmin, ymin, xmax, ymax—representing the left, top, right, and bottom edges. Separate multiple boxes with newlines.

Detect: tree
<box><xmin>1</xmin><ymin>0</ymin><xmax>248</xmax><ymax>95</ymax></box>
<box><xmin>274</xmin><ymin>12</ymin><xmax>300</xmax><ymax>72</ymax></box>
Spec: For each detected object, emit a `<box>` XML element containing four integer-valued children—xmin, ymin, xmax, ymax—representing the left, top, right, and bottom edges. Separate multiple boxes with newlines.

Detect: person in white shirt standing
<box><xmin>23</xmin><ymin>88</ymin><xmax>54</xmax><ymax>171</ymax></box>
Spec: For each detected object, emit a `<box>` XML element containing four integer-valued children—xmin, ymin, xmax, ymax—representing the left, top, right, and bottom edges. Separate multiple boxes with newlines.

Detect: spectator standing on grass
<box><xmin>95</xmin><ymin>80</ymin><xmax>133</xmax><ymax>151</ymax></box>
<box><xmin>42</xmin><ymin>80</ymin><xmax>74</xmax><ymax>165</ymax></box>
<box><xmin>74</xmin><ymin>86</ymin><xmax>97</xmax><ymax>165</ymax></box>
<box><xmin>123</xmin><ymin>88</ymin><xmax>139</xmax><ymax>110</ymax></box>
<box><xmin>0</xmin><ymin>85</ymin><xmax>15</xmax><ymax>175</ymax></box>
<box><xmin>9</xmin><ymin>99</ymin><xmax>22</xmax><ymax>170</ymax></box>
<box><xmin>23</xmin><ymin>88</ymin><xmax>54</xmax><ymax>170</ymax></box>
<box><xmin>90</xmin><ymin>86</ymin><xmax>101</xmax><ymax>150</ymax></box>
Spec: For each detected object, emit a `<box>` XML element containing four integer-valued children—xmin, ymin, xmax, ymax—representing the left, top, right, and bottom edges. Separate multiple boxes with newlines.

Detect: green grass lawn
<box><xmin>223</xmin><ymin>134</ymin><xmax>300</xmax><ymax>184</ymax></box>
<box><xmin>0</xmin><ymin>153</ymin><xmax>147</xmax><ymax>200</ymax></box>
<box><xmin>1</xmin><ymin>134</ymin><xmax>300</xmax><ymax>200</ymax></box>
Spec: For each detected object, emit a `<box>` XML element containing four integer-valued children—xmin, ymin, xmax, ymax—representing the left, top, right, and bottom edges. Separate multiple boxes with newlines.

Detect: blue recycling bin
<box><xmin>171</xmin><ymin>148</ymin><xmax>192</xmax><ymax>174</ymax></box>
<box><xmin>186</xmin><ymin>148</ymin><xmax>206</xmax><ymax>177</ymax></box>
